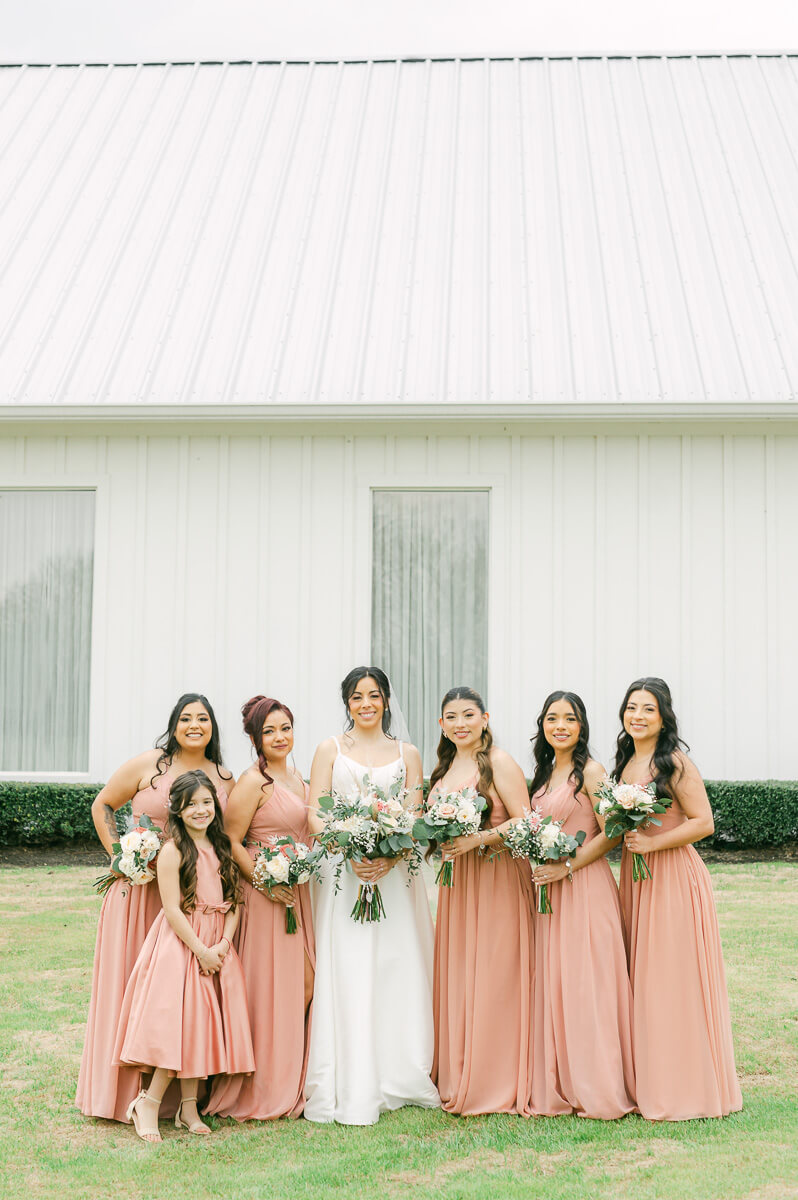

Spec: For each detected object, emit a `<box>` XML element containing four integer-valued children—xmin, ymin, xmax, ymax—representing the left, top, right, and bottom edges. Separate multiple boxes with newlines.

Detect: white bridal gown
<box><xmin>304</xmin><ymin>741</ymin><xmax>440</xmax><ymax>1125</ymax></box>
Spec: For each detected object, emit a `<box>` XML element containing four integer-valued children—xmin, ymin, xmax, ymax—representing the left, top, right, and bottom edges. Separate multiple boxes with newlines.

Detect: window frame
<box><xmin>0</xmin><ymin>475</ymin><xmax>108</xmax><ymax>782</ymax></box>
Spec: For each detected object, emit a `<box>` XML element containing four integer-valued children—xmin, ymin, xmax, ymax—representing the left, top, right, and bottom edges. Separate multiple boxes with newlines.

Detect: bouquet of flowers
<box><xmin>499</xmin><ymin>808</ymin><xmax>586</xmax><ymax>914</ymax></box>
<box><xmin>316</xmin><ymin>777</ymin><xmax>419</xmax><ymax>922</ymax></box>
<box><xmin>251</xmin><ymin>835</ymin><xmax>324</xmax><ymax>932</ymax></box>
<box><xmin>412</xmin><ymin>786</ymin><xmax>487</xmax><ymax>886</ymax></box>
<box><xmin>94</xmin><ymin>813</ymin><xmax>163</xmax><ymax>896</ymax></box>
<box><xmin>594</xmin><ymin>777</ymin><xmax>671</xmax><ymax>881</ymax></box>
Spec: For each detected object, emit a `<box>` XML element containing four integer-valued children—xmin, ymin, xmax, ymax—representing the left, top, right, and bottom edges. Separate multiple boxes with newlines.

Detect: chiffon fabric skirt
<box><xmin>433</xmin><ymin>848</ymin><xmax>535</xmax><ymax>1115</ymax></box>
<box><xmin>620</xmin><ymin>841</ymin><xmax>742</xmax><ymax>1120</ymax></box>
<box><xmin>114</xmin><ymin>901</ymin><xmax>255</xmax><ymax>1080</ymax></box>
<box><xmin>530</xmin><ymin>856</ymin><xmax>635</xmax><ymax>1119</ymax></box>
<box><xmin>75</xmin><ymin>877</ymin><xmax>161</xmax><ymax>1120</ymax></box>
<box><xmin>206</xmin><ymin>878</ymin><xmax>315</xmax><ymax>1119</ymax></box>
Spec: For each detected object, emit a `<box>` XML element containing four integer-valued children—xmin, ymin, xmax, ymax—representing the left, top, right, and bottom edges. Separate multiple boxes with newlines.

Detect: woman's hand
<box><xmin>352</xmin><ymin>857</ymin><xmax>395</xmax><ymax>883</ymax></box>
<box><xmin>262</xmin><ymin>884</ymin><xmax>296</xmax><ymax>907</ymax></box>
<box><xmin>440</xmin><ymin>834</ymin><xmax>482</xmax><ymax>860</ymax></box>
<box><xmin>196</xmin><ymin>945</ymin><xmax>224</xmax><ymax>975</ymax></box>
<box><xmin>625</xmin><ymin>829</ymin><xmax>657</xmax><ymax>854</ymax></box>
<box><xmin>532</xmin><ymin>861</ymin><xmax>571</xmax><ymax>885</ymax></box>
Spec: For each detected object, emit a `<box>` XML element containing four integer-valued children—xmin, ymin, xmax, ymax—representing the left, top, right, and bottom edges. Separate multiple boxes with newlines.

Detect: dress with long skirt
<box><xmin>432</xmin><ymin>777</ymin><xmax>535</xmax><ymax>1115</ymax></box>
<box><xmin>76</xmin><ymin>773</ymin><xmax>230</xmax><ymax>1121</ymax></box>
<box><xmin>207</xmin><ymin>781</ymin><xmax>316</xmax><ymax>1119</ymax></box>
<box><xmin>620</xmin><ymin>797</ymin><xmax>742</xmax><ymax>1120</ymax></box>
<box><xmin>304</xmin><ymin>742</ymin><xmax>440</xmax><ymax>1125</ymax></box>
<box><xmin>529</xmin><ymin>781</ymin><xmax>636</xmax><ymax>1119</ymax></box>
<box><xmin>113</xmin><ymin>840</ymin><xmax>254</xmax><ymax>1079</ymax></box>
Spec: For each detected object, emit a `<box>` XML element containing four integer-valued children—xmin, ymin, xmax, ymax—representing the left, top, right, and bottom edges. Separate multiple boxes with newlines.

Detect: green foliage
<box><xmin>0</xmin><ymin>781</ymin><xmax>130</xmax><ymax>846</ymax></box>
<box><xmin>705</xmin><ymin>780</ymin><xmax>798</xmax><ymax>848</ymax></box>
<box><xmin>0</xmin><ymin>778</ymin><xmax>796</xmax><ymax>849</ymax></box>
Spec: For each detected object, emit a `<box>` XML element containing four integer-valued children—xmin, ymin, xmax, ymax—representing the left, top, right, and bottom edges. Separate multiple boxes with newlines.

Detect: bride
<box><xmin>304</xmin><ymin>666</ymin><xmax>440</xmax><ymax>1125</ymax></box>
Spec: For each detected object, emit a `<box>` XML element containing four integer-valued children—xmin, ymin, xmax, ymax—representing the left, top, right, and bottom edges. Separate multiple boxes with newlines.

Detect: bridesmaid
<box><xmin>207</xmin><ymin>696</ymin><xmax>315</xmax><ymax>1120</ymax></box>
<box><xmin>432</xmin><ymin>686</ymin><xmax>535</xmax><ymax>1115</ymax></box>
<box><xmin>615</xmin><ymin>676</ymin><xmax>743</xmax><ymax>1120</ymax></box>
<box><xmin>76</xmin><ymin>692</ymin><xmax>234</xmax><ymax>1122</ymax></box>
<box><xmin>114</xmin><ymin>771</ymin><xmax>254</xmax><ymax>1141</ymax></box>
<box><xmin>527</xmin><ymin>691</ymin><xmax>635</xmax><ymax>1120</ymax></box>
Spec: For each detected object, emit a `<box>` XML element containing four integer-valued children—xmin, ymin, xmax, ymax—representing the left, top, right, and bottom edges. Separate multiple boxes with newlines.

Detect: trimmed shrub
<box><xmin>704</xmin><ymin>780</ymin><xmax>798</xmax><ymax>848</ymax></box>
<box><xmin>0</xmin><ymin>779</ymin><xmax>796</xmax><ymax>849</ymax></box>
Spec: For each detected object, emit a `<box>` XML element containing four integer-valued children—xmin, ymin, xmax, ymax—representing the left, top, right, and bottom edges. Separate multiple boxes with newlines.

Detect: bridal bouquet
<box><xmin>94</xmin><ymin>813</ymin><xmax>163</xmax><ymax>896</ymax></box>
<box><xmin>499</xmin><ymin>808</ymin><xmax>585</xmax><ymax>914</ymax></box>
<box><xmin>317</xmin><ymin>777</ymin><xmax>419</xmax><ymax>922</ymax></box>
<box><xmin>251</xmin><ymin>836</ymin><xmax>324</xmax><ymax>932</ymax></box>
<box><xmin>594</xmin><ymin>777</ymin><xmax>671</xmax><ymax>881</ymax></box>
<box><xmin>412</xmin><ymin>786</ymin><xmax>487</xmax><ymax>886</ymax></box>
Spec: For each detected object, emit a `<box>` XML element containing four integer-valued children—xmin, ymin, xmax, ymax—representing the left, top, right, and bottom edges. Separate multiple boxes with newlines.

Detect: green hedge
<box><xmin>0</xmin><ymin>779</ymin><xmax>796</xmax><ymax>850</ymax></box>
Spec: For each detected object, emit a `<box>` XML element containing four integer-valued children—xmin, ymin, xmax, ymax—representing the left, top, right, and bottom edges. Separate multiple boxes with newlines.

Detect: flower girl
<box><xmin>113</xmin><ymin>770</ymin><xmax>255</xmax><ymax>1142</ymax></box>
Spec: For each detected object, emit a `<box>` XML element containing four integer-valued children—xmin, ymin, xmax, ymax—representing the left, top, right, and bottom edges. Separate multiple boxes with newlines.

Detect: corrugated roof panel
<box><xmin>0</xmin><ymin>56</ymin><xmax>795</xmax><ymax>409</ymax></box>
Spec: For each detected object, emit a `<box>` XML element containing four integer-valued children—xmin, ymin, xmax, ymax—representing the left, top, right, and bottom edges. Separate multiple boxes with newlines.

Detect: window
<box><xmin>0</xmin><ymin>490</ymin><xmax>95</xmax><ymax>772</ymax></box>
<box><xmin>371</xmin><ymin>490</ymin><xmax>489</xmax><ymax>767</ymax></box>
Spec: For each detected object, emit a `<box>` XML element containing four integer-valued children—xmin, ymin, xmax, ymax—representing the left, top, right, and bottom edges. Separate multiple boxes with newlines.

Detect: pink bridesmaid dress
<box><xmin>75</xmin><ymin>773</ymin><xmax>227</xmax><ymax>1120</ymax></box>
<box><xmin>207</xmin><ymin>781</ymin><xmax>316</xmax><ymax>1119</ymax></box>
<box><xmin>113</xmin><ymin>840</ymin><xmax>255</xmax><ymax>1079</ymax></box>
<box><xmin>620</xmin><ymin>797</ymin><xmax>743</xmax><ymax>1120</ymax></box>
<box><xmin>529</xmin><ymin>781</ymin><xmax>635</xmax><ymax>1119</ymax></box>
<box><xmin>433</xmin><ymin>778</ymin><xmax>535</xmax><ymax>1115</ymax></box>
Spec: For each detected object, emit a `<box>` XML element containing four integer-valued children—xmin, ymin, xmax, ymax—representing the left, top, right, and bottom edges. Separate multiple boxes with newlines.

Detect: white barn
<box><xmin>0</xmin><ymin>55</ymin><xmax>796</xmax><ymax>781</ymax></box>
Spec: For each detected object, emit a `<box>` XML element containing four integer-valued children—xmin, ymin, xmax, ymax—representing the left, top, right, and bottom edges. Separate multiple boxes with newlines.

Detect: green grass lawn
<box><xmin>1</xmin><ymin>862</ymin><xmax>796</xmax><ymax>1200</ymax></box>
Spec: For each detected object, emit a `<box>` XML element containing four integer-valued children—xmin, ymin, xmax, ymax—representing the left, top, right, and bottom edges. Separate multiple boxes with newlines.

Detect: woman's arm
<box><xmin>624</xmin><ymin>753</ymin><xmax>714</xmax><ymax>854</ymax></box>
<box><xmin>307</xmin><ymin>739</ymin><xmax>337</xmax><ymax>835</ymax></box>
<box><xmin>90</xmin><ymin>750</ymin><xmax>160</xmax><ymax>857</ymax></box>
<box><xmin>157</xmin><ymin>841</ymin><xmax>224</xmax><ymax>975</ymax></box>
<box><xmin>531</xmin><ymin>761</ymin><xmax>621</xmax><ymax>884</ymax></box>
<box><xmin>224</xmin><ymin>771</ymin><xmax>266</xmax><ymax>883</ymax></box>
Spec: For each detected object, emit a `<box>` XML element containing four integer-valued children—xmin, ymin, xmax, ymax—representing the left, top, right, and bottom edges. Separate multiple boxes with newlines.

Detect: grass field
<box><xmin>1</xmin><ymin>862</ymin><xmax>797</xmax><ymax>1200</ymax></box>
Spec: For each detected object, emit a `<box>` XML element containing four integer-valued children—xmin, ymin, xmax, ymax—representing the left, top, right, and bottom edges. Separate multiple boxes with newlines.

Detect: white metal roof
<box><xmin>0</xmin><ymin>56</ymin><xmax>796</xmax><ymax>412</ymax></box>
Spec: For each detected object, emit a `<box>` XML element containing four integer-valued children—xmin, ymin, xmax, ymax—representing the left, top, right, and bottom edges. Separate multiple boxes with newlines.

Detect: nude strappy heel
<box><xmin>126</xmin><ymin>1089</ymin><xmax>162</xmax><ymax>1144</ymax></box>
<box><xmin>174</xmin><ymin>1095</ymin><xmax>211</xmax><ymax>1135</ymax></box>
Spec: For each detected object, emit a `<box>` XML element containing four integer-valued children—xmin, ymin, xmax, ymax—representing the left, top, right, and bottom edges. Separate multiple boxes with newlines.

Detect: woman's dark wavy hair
<box><xmin>429</xmin><ymin>687</ymin><xmax>495</xmax><ymax>828</ymax></box>
<box><xmin>611</xmin><ymin>676</ymin><xmax>689</xmax><ymax>800</ymax></box>
<box><xmin>167</xmin><ymin>770</ymin><xmax>240</xmax><ymax>913</ymax></box>
<box><xmin>242</xmin><ymin>695</ymin><xmax>295</xmax><ymax>793</ymax></box>
<box><xmin>529</xmin><ymin>691</ymin><xmax>591</xmax><ymax>800</ymax></box>
<box><xmin>341</xmin><ymin>667</ymin><xmax>394</xmax><ymax>739</ymax></box>
<box><xmin>151</xmin><ymin>693</ymin><xmax>231</xmax><ymax>786</ymax></box>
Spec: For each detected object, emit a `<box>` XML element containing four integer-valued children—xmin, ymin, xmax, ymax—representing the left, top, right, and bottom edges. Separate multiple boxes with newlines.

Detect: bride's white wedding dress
<box><xmin>304</xmin><ymin>740</ymin><xmax>440</xmax><ymax>1125</ymax></box>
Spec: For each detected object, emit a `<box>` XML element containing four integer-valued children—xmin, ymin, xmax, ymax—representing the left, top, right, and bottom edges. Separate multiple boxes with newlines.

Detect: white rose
<box><xmin>265</xmin><ymin>855</ymin><xmax>290</xmax><ymax>884</ymax></box>
<box><xmin>536</xmin><ymin>823</ymin><xmax>561</xmax><ymax>851</ymax></box>
<box><xmin>118</xmin><ymin>852</ymin><xmax>137</xmax><ymax>876</ymax></box>
<box><xmin>139</xmin><ymin>830</ymin><xmax>160</xmax><ymax>856</ymax></box>
<box><xmin>119</xmin><ymin>832</ymin><xmax>140</xmax><ymax>854</ymax></box>
<box><xmin>455</xmin><ymin>805</ymin><xmax>475</xmax><ymax>824</ymax></box>
<box><xmin>129</xmin><ymin>867</ymin><xmax>155</xmax><ymax>886</ymax></box>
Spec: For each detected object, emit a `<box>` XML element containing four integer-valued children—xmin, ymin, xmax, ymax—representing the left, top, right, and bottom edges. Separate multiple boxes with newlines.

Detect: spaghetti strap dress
<box><xmin>620</xmin><ymin>796</ymin><xmax>742</xmax><ymax>1120</ymax></box>
<box><xmin>113</xmin><ymin>840</ymin><xmax>254</xmax><ymax>1079</ymax></box>
<box><xmin>76</xmin><ymin>773</ymin><xmax>228</xmax><ymax>1120</ymax></box>
<box><xmin>207</xmin><ymin>780</ymin><xmax>316</xmax><ymax>1119</ymax></box>
<box><xmin>304</xmin><ymin>741</ymin><xmax>440</xmax><ymax>1125</ymax></box>
<box><xmin>529</xmin><ymin>781</ymin><xmax>635</xmax><ymax>1119</ymax></box>
<box><xmin>432</xmin><ymin>775</ymin><xmax>536</xmax><ymax>1115</ymax></box>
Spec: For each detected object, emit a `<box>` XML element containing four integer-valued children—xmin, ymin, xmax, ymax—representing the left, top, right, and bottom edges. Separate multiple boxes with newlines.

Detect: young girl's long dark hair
<box><xmin>341</xmin><ymin>667</ymin><xmax>394</xmax><ymax>739</ymax></box>
<box><xmin>167</xmin><ymin>770</ymin><xmax>239</xmax><ymax>913</ymax></box>
<box><xmin>611</xmin><ymin>676</ymin><xmax>689</xmax><ymax>800</ymax></box>
<box><xmin>429</xmin><ymin>687</ymin><xmax>494</xmax><ymax>827</ymax></box>
<box><xmin>529</xmin><ymin>691</ymin><xmax>591</xmax><ymax>798</ymax></box>
<box><xmin>151</xmin><ymin>693</ymin><xmax>231</xmax><ymax>785</ymax></box>
<box><xmin>241</xmin><ymin>695</ymin><xmax>295</xmax><ymax>793</ymax></box>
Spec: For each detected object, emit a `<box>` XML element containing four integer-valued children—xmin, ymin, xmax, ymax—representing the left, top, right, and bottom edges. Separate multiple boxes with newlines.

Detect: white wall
<box><xmin>1</xmin><ymin>424</ymin><xmax>795</xmax><ymax>781</ymax></box>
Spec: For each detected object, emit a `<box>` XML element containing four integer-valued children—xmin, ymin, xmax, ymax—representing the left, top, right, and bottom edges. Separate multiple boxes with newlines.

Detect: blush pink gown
<box><xmin>620</xmin><ymin>797</ymin><xmax>743</xmax><ymax>1120</ymax></box>
<box><xmin>207</xmin><ymin>781</ymin><xmax>316</xmax><ymax>1119</ymax></box>
<box><xmin>75</xmin><ymin>772</ymin><xmax>228</xmax><ymax>1120</ymax></box>
<box><xmin>432</xmin><ymin>779</ymin><xmax>535</xmax><ymax>1115</ymax></box>
<box><xmin>529</xmin><ymin>781</ymin><xmax>635</xmax><ymax>1119</ymax></box>
<box><xmin>114</xmin><ymin>840</ymin><xmax>254</xmax><ymax>1078</ymax></box>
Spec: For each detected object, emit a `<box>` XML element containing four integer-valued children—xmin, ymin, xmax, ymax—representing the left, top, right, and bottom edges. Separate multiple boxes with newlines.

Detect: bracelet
<box><xmin>565</xmin><ymin>859</ymin><xmax>573</xmax><ymax>882</ymax></box>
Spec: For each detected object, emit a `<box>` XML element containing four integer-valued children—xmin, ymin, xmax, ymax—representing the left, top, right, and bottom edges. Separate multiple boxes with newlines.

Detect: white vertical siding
<box><xmin>1</xmin><ymin>427</ymin><xmax>795</xmax><ymax>781</ymax></box>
